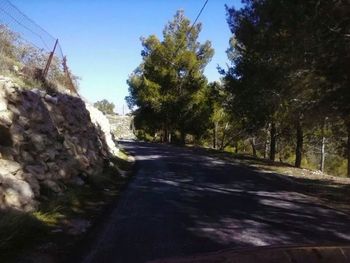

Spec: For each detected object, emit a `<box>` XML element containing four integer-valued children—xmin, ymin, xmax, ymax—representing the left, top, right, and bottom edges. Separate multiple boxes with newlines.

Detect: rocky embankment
<box><xmin>0</xmin><ymin>76</ymin><xmax>117</xmax><ymax>211</ymax></box>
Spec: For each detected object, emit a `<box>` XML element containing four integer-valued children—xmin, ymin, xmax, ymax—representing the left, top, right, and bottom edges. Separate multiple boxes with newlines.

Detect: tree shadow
<box><xmin>96</xmin><ymin>141</ymin><xmax>350</xmax><ymax>263</ymax></box>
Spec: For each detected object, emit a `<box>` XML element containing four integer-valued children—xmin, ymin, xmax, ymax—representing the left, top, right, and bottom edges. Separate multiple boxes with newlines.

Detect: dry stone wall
<box><xmin>0</xmin><ymin>76</ymin><xmax>113</xmax><ymax>211</ymax></box>
<box><xmin>107</xmin><ymin>114</ymin><xmax>135</xmax><ymax>140</ymax></box>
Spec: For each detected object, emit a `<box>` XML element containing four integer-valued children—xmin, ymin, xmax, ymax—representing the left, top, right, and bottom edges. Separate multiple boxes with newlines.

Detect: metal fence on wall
<box><xmin>0</xmin><ymin>0</ymin><xmax>77</xmax><ymax>93</ymax></box>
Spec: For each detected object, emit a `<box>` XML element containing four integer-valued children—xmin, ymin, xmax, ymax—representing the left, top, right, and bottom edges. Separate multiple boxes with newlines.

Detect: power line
<box><xmin>150</xmin><ymin>0</ymin><xmax>209</xmax><ymax>68</ymax></box>
<box><xmin>6</xmin><ymin>0</ymin><xmax>55</xmax><ymax>40</ymax></box>
<box><xmin>173</xmin><ymin>0</ymin><xmax>209</xmax><ymax>56</ymax></box>
<box><xmin>138</xmin><ymin>0</ymin><xmax>210</xmax><ymax>94</ymax></box>
<box><xmin>0</xmin><ymin>3</ymin><xmax>50</xmax><ymax>49</ymax></box>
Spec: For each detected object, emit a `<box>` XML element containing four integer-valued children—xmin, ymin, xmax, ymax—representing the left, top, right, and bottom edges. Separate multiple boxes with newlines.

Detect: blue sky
<box><xmin>11</xmin><ymin>0</ymin><xmax>242</xmax><ymax>114</ymax></box>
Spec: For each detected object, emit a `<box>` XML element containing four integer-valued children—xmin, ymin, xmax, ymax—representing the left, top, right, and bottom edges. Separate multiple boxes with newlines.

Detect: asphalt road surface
<box><xmin>79</xmin><ymin>141</ymin><xmax>350</xmax><ymax>263</ymax></box>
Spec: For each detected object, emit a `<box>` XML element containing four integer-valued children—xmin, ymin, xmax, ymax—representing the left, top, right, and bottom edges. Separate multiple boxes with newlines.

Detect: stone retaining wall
<box><xmin>0</xmin><ymin>76</ymin><xmax>113</xmax><ymax>211</ymax></box>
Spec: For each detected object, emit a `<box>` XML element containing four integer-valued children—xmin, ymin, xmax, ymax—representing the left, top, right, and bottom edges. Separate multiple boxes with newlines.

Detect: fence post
<box><xmin>42</xmin><ymin>39</ymin><xmax>58</xmax><ymax>79</ymax></box>
<box><xmin>62</xmin><ymin>56</ymin><xmax>77</xmax><ymax>94</ymax></box>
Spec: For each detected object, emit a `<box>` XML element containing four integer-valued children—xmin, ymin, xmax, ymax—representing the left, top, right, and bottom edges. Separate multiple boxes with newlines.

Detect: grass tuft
<box><xmin>0</xmin><ymin>210</ymin><xmax>48</xmax><ymax>258</ymax></box>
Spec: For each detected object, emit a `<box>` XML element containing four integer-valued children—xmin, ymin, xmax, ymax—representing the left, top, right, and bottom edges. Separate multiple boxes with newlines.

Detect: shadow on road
<box><xmin>79</xmin><ymin>141</ymin><xmax>350</xmax><ymax>263</ymax></box>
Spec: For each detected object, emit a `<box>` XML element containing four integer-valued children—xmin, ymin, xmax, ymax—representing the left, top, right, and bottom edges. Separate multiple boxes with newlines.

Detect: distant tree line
<box><xmin>126</xmin><ymin>2</ymin><xmax>350</xmax><ymax>177</ymax></box>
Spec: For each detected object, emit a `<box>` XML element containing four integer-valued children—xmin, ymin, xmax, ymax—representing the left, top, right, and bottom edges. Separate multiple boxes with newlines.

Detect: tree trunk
<box><xmin>264</xmin><ymin>138</ymin><xmax>269</xmax><ymax>159</ymax></box>
<box><xmin>269</xmin><ymin>122</ymin><xmax>276</xmax><ymax>162</ymax></box>
<box><xmin>320</xmin><ymin>135</ymin><xmax>325</xmax><ymax>172</ymax></box>
<box><xmin>220</xmin><ymin>123</ymin><xmax>229</xmax><ymax>150</ymax></box>
<box><xmin>163</xmin><ymin>128</ymin><xmax>168</xmax><ymax>143</ymax></box>
<box><xmin>168</xmin><ymin>132</ymin><xmax>172</xmax><ymax>143</ymax></box>
<box><xmin>295</xmin><ymin>118</ymin><xmax>303</xmax><ymax>168</ymax></box>
<box><xmin>180</xmin><ymin>131</ymin><xmax>186</xmax><ymax>145</ymax></box>
<box><xmin>250</xmin><ymin>137</ymin><xmax>257</xmax><ymax>157</ymax></box>
<box><xmin>320</xmin><ymin>118</ymin><xmax>326</xmax><ymax>172</ymax></box>
<box><xmin>213</xmin><ymin>122</ymin><xmax>218</xmax><ymax>149</ymax></box>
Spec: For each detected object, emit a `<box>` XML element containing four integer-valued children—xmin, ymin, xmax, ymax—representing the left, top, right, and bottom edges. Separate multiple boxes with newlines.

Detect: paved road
<box><xmin>79</xmin><ymin>141</ymin><xmax>350</xmax><ymax>263</ymax></box>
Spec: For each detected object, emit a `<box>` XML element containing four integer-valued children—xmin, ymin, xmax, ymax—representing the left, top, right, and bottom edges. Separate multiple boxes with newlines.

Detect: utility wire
<box><xmin>0</xmin><ymin>0</ymin><xmax>61</xmax><ymax>54</ymax></box>
<box><xmin>154</xmin><ymin>0</ymin><xmax>209</xmax><ymax>67</ymax></box>
<box><xmin>0</xmin><ymin>5</ymin><xmax>50</xmax><ymax>50</ymax></box>
<box><xmin>173</xmin><ymin>0</ymin><xmax>209</xmax><ymax>56</ymax></box>
<box><xmin>5</xmin><ymin>0</ymin><xmax>56</xmax><ymax>41</ymax></box>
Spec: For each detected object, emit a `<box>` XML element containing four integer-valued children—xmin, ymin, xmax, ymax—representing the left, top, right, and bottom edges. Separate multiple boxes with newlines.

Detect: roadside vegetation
<box><xmin>0</xmin><ymin>149</ymin><xmax>134</xmax><ymax>262</ymax></box>
<box><xmin>126</xmin><ymin>2</ymin><xmax>350</xmax><ymax>177</ymax></box>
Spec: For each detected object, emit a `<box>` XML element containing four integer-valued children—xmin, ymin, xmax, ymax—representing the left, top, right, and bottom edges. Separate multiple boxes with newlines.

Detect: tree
<box><xmin>126</xmin><ymin>10</ymin><xmax>214</xmax><ymax>143</ymax></box>
<box><xmin>94</xmin><ymin>99</ymin><xmax>115</xmax><ymax>115</ymax></box>
<box><xmin>309</xmin><ymin>0</ymin><xmax>350</xmax><ymax>175</ymax></box>
<box><xmin>223</xmin><ymin>2</ymin><xmax>288</xmax><ymax>162</ymax></box>
<box><xmin>223</xmin><ymin>0</ymin><xmax>350</xmax><ymax>176</ymax></box>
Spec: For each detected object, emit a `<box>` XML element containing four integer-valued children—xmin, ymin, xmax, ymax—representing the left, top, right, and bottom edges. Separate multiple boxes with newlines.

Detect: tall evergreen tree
<box><xmin>126</xmin><ymin>10</ymin><xmax>214</xmax><ymax>143</ymax></box>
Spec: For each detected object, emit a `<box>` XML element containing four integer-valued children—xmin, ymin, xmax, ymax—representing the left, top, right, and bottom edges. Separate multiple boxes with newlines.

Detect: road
<box><xmin>78</xmin><ymin>141</ymin><xmax>350</xmax><ymax>263</ymax></box>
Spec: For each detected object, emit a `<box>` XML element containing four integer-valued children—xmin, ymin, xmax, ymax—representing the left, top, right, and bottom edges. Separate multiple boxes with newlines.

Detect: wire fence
<box><xmin>0</xmin><ymin>0</ymin><xmax>77</xmax><ymax>93</ymax></box>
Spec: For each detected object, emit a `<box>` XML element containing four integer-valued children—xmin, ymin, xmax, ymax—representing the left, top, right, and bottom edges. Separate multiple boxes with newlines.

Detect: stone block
<box><xmin>0</xmin><ymin>97</ymin><xmax>7</xmax><ymax>111</ymax></box>
<box><xmin>21</xmin><ymin>151</ymin><xmax>34</xmax><ymax>163</ymax></box>
<box><xmin>28</xmin><ymin>134</ymin><xmax>47</xmax><ymax>152</ymax></box>
<box><xmin>0</xmin><ymin>111</ymin><xmax>14</xmax><ymax>127</ymax></box>
<box><xmin>17</xmin><ymin>116</ymin><xmax>30</xmax><ymax>130</ymax></box>
<box><xmin>0</xmin><ymin>159</ymin><xmax>21</xmax><ymax>175</ymax></box>
<box><xmin>42</xmin><ymin>179</ymin><xmax>61</xmax><ymax>193</ymax></box>
<box><xmin>7</xmin><ymin>103</ymin><xmax>21</xmax><ymax>115</ymax></box>
<box><xmin>21</xmin><ymin>173</ymin><xmax>40</xmax><ymax>197</ymax></box>
<box><xmin>25</xmin><ymin>164</ymin><xmax>46</xmax><ymax>180</ymax></box>
<box><xmin>44</xmin><ymin>94</ymin><xmax>58</xmax><ymax>104</ymax></box>
<box><xmin>0</xmin><ymin>175</ymin><xmax>35</xmax><ymax>210</ymax></box>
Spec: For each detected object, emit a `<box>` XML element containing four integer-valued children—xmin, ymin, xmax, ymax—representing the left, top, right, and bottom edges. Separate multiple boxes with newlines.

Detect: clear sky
<box><xmin>11</xmin><ymin>0</ymin><xmax>242</xmax><ymax>114</ymax></box>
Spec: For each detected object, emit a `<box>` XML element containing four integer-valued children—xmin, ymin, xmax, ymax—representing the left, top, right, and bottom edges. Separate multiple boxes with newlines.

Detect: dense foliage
<box><xmin>222</xmin><ymin>0</ymin><xmax>350</xmax><ymax>175</ymax></box>
<box><xmin>126</xmin><ymin>10</ymin><xmax>214</xmax><ymax>143</ymax></box>
<box><xmin>127</xmin><ymin>2</ymin><xmax>349</xmax><ymax>176</ymax></box>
